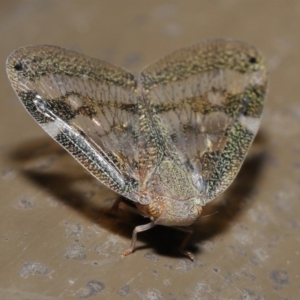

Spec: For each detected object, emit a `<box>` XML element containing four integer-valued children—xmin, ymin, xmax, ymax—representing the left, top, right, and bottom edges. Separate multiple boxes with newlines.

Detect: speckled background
<box><xmin>0</xmin><ymin>1</ymin><xmax>299</xmax><ymax>299</ymax></box>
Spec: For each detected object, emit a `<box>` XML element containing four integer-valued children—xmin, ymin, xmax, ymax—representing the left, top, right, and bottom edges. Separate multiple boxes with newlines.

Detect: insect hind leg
<box><xmin>175</xmin><ymin>226</ymin><xmax>195</xmax><ymax>261</ymax></box>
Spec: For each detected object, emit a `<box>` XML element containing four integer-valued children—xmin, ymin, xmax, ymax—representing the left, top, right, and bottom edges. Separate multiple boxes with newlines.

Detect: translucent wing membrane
<box><xmin>6</xmin><ymin>45</ymin><xmax>140</xmax><ymax>201</ymax></box>
<box><xmin>140</xmin><ymin>40</ymin><xmax>268</xmax><ymax>203</ymax></box>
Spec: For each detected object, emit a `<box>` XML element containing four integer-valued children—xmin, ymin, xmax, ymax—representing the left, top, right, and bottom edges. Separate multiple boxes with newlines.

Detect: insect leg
<box><xmin>176</xmin><ymin>226</ymin><xmax>195</xmax><ymax>261</ymax></box>
<box><xmin>110</xmin><ymin>197</ymin><xmax>140</xmax><ymax>216</ymax></box>
<box><xmin>122</xmin><ymin>222</ymin><xmax>156</xmax><ymax>257</ymax></box>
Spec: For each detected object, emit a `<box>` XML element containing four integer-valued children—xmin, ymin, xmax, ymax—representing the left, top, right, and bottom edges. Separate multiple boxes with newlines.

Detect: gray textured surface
<box><xmin>0</xmin><ymin>1</ymin><xmax>299</xmax><ymax>299</ymax></box>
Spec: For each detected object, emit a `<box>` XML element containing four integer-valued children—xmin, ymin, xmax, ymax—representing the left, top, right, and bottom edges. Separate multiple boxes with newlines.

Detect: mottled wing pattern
<box><xmin>140</xmin><ymin>39</ymin><xmax>268</xmax><ymax>203</ymax></box>
<box><xmin>6</xmin><ymin>46</ymin><xmax>140</xmax><ymax>201</ymax></box>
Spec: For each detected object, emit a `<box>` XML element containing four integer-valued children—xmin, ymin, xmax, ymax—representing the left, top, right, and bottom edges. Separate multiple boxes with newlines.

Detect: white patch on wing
<box><xmin>66</xmin><ymin>94</ymin><xmax>82</xmax><ymax>110</ymax></box>
<box><xmin>41</xmin><ymin>120</ymin><xmax>62</xmax><ymax>137</ymax></box>
<box><xmin>239</xmin><ymin>115</ymin><xmax>260</xmax><ymax>133</ymax></box>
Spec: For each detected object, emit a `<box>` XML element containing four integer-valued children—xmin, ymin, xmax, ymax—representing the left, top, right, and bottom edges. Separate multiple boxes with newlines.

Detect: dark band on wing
<box><xmin>224</xmin><ymin>85</ymin><xmax>265</xmax><ymax>118</ymax></box>
<box><xmin>150</xmin><ymin>84</ymin><xmax>264</xmax><ymax>119</ymax></box>
<box><xmin>54</xmin><ymin>125</ymin><xmax>139</xmax><ymax>199</ymax></box>
<box><xmin>205</xmin><ymin>122</ymin><xmax>254</xmax><ymax>200</ymax></box>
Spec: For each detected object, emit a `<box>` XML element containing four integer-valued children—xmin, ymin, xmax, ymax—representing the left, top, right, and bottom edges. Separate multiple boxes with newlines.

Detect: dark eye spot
<box><xmin>14</xmin><ymin>63</ymin><xmax>23</xmax><ymax>71</ymax></box>
<box><xmin>249</xmin><ymin>57</ymin><xmax>257</xmax><ymax>64</ymax></box>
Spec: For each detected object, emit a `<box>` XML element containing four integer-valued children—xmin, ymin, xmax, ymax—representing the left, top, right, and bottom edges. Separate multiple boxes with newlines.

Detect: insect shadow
<box><xmin>10</xmin><ymin>132</ymin><xmax>268</xmax><ymax>259</ymax></box>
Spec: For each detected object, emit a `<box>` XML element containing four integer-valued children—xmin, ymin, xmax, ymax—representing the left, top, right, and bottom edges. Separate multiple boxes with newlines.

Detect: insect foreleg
<box><xmin>122</xmin><ymin>222</ymin><xmax>156</xmax><ymax>257</ymax></box>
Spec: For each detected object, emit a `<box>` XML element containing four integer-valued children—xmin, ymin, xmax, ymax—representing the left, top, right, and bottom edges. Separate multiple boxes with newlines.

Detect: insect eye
<box><xmin>14</xmin><ymin>63</ymin><xmax>23</xmax><ymax>71</ymax></box>
<box><xmin>148</xmin><ymin>201</ymin><xmax>164</xmax><ymax>219</ymax></box>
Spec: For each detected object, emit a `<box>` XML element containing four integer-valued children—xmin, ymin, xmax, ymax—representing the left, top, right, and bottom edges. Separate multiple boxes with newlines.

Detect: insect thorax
<box><xmin>137</xmin><ymin>159</ymin><xmax>204</xmax><ymax>226</ymax></box>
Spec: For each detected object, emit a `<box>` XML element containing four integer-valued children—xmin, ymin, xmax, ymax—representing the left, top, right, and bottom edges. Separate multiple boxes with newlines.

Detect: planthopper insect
<box><xmin>6</xmin><ymin>39</ymin><xmax>268</xmax><ymax>260</ymax></box>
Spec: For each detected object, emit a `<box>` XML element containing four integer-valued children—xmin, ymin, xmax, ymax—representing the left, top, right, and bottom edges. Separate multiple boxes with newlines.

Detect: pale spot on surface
<box><xmin>13</xmin><ymin>197</ymin><xmax>36</xmax><ymax>210</ymax></box>
<box><xmin>19</xmin><ymin>262</ymin><xmax>52</xmax><ymax>278</ymax></box>
<box><xmin>63</xmin><ymin>244</ymin><xmax>86</xmax><ymax>260</ymax></box>
<box><xmin>76</xmin><ymin>280</ymin><xmax>105</xmax><ymax>298</ymax></box>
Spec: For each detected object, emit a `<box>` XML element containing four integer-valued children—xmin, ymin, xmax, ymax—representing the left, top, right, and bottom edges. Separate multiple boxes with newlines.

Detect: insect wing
<box><xmin>140</xmin><ymin>39</ymin><xmax>268</xmax><ymax>203</ymax></box>
<box><xmin>6</xmin><ymin>45</ymin><xmax>140</xmax><ymax>201</ymax></box>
